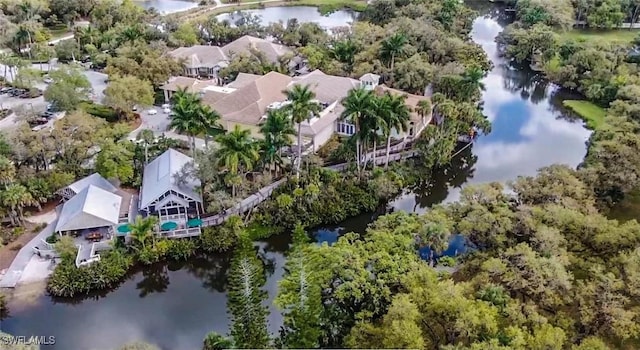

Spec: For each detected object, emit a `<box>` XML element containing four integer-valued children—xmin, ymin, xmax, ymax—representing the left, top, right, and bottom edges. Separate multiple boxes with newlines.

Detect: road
<box><xmin>128</xmin><ymin>109</ymin><xmax>206</xmax><ymax>149</ymax></box>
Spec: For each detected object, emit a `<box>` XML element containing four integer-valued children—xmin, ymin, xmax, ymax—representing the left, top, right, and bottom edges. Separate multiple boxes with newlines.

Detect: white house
<box><xmin>139</xmin><ymin>149</ymin><xmax>203</xmax><ymax>238</ymax></box>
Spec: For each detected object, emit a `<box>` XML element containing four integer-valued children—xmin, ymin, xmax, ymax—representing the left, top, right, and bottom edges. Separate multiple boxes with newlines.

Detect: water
<box><xmin>216</xmin><ymin>6</ymin><xmax>358</xmax><ymax>29</ymax></box>
<box><xmin>135</xmin><ymin>0</ymin><xmax>198</xmax><ymax>14</ymax></box>
<box><xmin>4</xmin><ymin>5</ymin><xmax>593</xmax><ymax>350</ymax></box>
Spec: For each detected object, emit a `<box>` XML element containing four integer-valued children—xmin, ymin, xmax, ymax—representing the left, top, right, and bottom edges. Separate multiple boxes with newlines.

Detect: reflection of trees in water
<box><xmin>467</xmin><ymin>1</ymin><xmax>515</xmax><ymax>27</ymax></box>
<box><xmin>136</xmin><ymin>263</ymin><xmax>170</xmax><ymax>298</ymax></box>
<box><xmin>411</xmin><ymin>144</ymin><xmax>478</xmax><ymax>210</ymax></box>
<box><xmin>548</xmin><ymin>88</ymin><xmax>587</xmax><ymax>123</ymax></box>
<box><xmin>500</xmin><ymin>64</ymin><xmax>550</xmax><ymax>104</ymax></box>
<box><xmin>184</xmin><ymin>252</ymin><xmax>233</xmax><ymax>293</ymax></box>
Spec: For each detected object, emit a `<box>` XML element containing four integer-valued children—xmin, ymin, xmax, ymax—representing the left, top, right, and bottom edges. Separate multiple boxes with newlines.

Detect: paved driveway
<box><xmin>0</xmin><ymin>94</ymin><xmax>47</xmax><ymax>131</ymax></box>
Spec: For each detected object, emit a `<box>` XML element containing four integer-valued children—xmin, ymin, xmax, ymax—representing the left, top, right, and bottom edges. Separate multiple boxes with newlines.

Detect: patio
<box><xmin>157</xmin><ymin>212</ymin><xmax>202</xmax><ymax>238</ymax></box>
<box><xmin>67</xmin><ymin>227</ymin><xmax>114</xmax><ymax>267</ymax></box>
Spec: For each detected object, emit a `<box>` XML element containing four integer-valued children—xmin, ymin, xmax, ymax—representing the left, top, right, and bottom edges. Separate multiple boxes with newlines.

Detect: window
<box><xmin>337</xmin><ymin>122</ymin><xmax>355</xmax><ymax>135</ymax></box>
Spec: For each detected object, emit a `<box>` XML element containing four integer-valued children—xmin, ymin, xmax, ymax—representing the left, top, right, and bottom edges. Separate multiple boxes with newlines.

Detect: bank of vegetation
<box><xmin>497</xmin><ymin>0</ymin><xmax>640</xmax><ymax>210</ymax></box>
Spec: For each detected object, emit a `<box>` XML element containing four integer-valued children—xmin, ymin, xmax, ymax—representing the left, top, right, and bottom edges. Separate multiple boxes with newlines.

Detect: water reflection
<box><xmin>216</xmin><ymin>6</ymin><xmax>358</xmax><ymax>29</ymax></box>
<box><xmin>3</xmin><ymin>236</ymin><xmax>287</xmax><ymax>350</ymax></box>
<box><xmin>388</xmin><ymin>13</ymin><xmax>591</xmax><ymax>211</ymax></box>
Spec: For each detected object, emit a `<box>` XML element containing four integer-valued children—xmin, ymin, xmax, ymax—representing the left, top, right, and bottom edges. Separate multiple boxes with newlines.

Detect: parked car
<box><xmin>147</xmin><ymin>109</ymin><xmax>157</xmax><ymax>115</ymax></box>
<box><xmin>132</xmin><ymin>105</ymin><xmax>138</xmax><ymax>112</ymax></box>
<box><xmin>0</xmin><ymin>87</ymin><xmax>10</xmax><ymax>94</ymax></box>
<box><xmin>163</xmin><ymin>107</ymin><xmax>171</xmax><ymax>114</ymax></box>
<box><xmin>161</xmin><ymin>104</ymin><xmax>171</xmax><ymax>109</ymax></box>
<box><xmin>43</xmin><ymin>77</ymin><xmax>53</xmax><ymax>84</ymax></box>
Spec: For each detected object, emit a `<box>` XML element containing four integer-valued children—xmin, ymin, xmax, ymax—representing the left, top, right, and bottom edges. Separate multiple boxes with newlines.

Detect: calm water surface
<box><xmin>135</xmin><ymin>0</ymin><xmax>198</xmax><ymax>14</ymax></box>
<box><xmin>216</xmin><ymin>6</ymin><xmax>357</xmax><ymax>29</ymax></box>
<box><xmin>4</xmin><ymin>6</ymin><xmax>593</xmax><ymax>350</ymax></box>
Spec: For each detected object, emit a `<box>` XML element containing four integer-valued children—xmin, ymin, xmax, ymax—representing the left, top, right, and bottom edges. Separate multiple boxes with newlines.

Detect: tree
<box><xmin>95</xmin><ymin>140</ymin><xmax>134</xmax><ymax>184</ymax></box>
<box><xmin>54</xmin><ymin>235</ymin><xmax>78</xmax><ymax>262</ymax></box>
<box><xmin>259</xmin><ymin>109</ymin><xmax>295</xmax><ymax>176</ymax></box>
<box><xmin>276</xmin><ymin>225</ymin><xmax>322</xmax><ymax>349</ymax></box>
<box><xmin>227</xmin><ymin>234</ymin><xmax>269</xmax><ymax>348</ymax></box>
<box><xmin>129</xmin><ymin>215</ymin><xmax>158</xmax><ymax>251</ymax></box>
<box><xmin>587</xmin><ymin>0</ymin><xmax>625</xmax><ymax>28</ymax></box>
<box><xmin>364</xmin><ymin>94</ymin><xmax>389</xmax><ymax>168</ymax></box>
<box><xmin>341</xmin><ymin>87</ymin><xmax>375</xmax><ymax>175</ymax></box>
<box><xmin>1</xmin><ymin>184</ymin><xmax>36</xmax><ymax>226</ymax></box>
<box><xmin>170</xmin><ymin>89</ymin><xmax>203</xmax><ymax>155</ymax></box>
<box><xmin>380</xmin><ymin>33</ymin><xmax>407</xmax><ymax>84</ymax></box>
<box><xmin>0</xmin><ymin>155</ymin><xmax>16</xmax><ymax>189</ymax></box>
<box><xmin>54</xmin><ymin>39</ymin><xmax>80</xmax><ymax>62</ymax></box>
<box><xmin>44</xmin><ymin>65</ymin><xmax>91</xmax><ymax>111</ymax></box>
<box><xmin>14</xmin><ymin>67</ymin><xmax>41</xmax><ymax>89</ymax></box>
<box><xmin>283</xmin><ymin>85</ymin><xmax>321</xmax><ymax>178</ymax></box>
<box><xmin>197</xmin><ymin>104</ymin><xmax>224</xmax><ymax>148</ymax></box>
<box><xmin>203</xmin><ymin>332</ymin><xmax>234</xmax><ymax>350</ymax></box>
<box><xmin>381</xmin><ymin>93</ymin><xmax>411</xmax><ymax>167</ymax></box>
<box><xmin>171</xmin><ymin>23</ymin><xmax>199</xmax><ymax>46</ymax></box>
<box><xmin>103</xmin><ymin>75</ymin><xmax>154</xmax><ymax>119</ymax></box>
<box><xmin>215</xmin><ymin>126</ymin><xmax>259</xmax><ymax>197</ymax></box>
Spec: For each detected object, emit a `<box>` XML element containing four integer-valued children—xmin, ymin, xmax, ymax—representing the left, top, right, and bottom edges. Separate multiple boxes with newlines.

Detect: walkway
<box><xmin>0</xmin><ymin>220</ymin><xmax>56</xmax><ymax>288</ymax></box>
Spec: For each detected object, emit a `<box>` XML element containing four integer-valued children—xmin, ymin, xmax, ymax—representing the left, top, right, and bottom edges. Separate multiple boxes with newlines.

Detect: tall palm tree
<box><xmin>119</xmin><ymin>25</ymin><xmax>144</xmax><ymax>45</ymax></box>
<box><xmin>380</xmin><ymin>33</ymin><xmax>407</xmax><ymax>84</ymax></box>
<box><xmin>259</xmin><ymin>109</ymin><xmax>295</xmax><ymax>176</ymax></box>
<box><xmin>382</xmin><ymin>94</ymin><xmax>411</xmax><ymax>167</ymax></box>
<box><xmin>136</xmin><ymin>129</ymin><xmax>155</xmax><ymax>165</ymax></box>
<box><xmin>129</xmin><ymin>215</ymin><xmax>158</xmax><ymax>251</ymax></box>
<box><xmin>365</xmin><ymin>95</ymin><xmax>390</xmax><ymax>169</ymax></box>
<box><xmin>170</xmin><ymin>90</ymin><xmax>201</xmax><ymax>156</ymax></box>
<box><xmin>197</xmin><ymin>104</ymin><xmax>224</xmax><ymax>148</ymax></box>
<box><xmin>462</xmin><ymin>66</ymin><xmax>486</xmax><ymax>96</ymax></box>
<box><xmin>283</xmin><ymin>85</ymin><xmax>321</xmax><ymax>178</ymax></box>
<box><xmin>216</xmin><ymin>125</ymin><xmax>259</xmax><ymax>197</ymax></box>
<box><xmin>341</xmin><ymin>87</ymin><xmax>375</xmax><ymax>175</ymax></box>
<box><xmin>416</xmin><ymin>99</ymin><xmax>432</xmax><ymax>123</ymax></box>
<box><xmin>1</xmin><ymin>184</ymin><xmax>36</xmax><ymax>226</ymax></box>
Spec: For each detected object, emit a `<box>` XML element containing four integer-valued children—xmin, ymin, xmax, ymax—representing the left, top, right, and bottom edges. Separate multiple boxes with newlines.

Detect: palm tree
<box><xmin>382</xmin><ymin>94</ymin><xmax>411</xmax><ymax>167</ymax></box>
<box><xmin>416</xmin><ymin>99</ymin><xmax>432</xmax><ymax>123</ymax></box>
<box><xmin>283</xmin><ymin>85</ymin><xmax>321</xmax><ymax>178</ymax></box>
<box><xmin>365</xmin><ymin>95</ymin><xmax>390</xmax><ymax>169</ymax></box>
<box><xmin>216</xmin><ymin>125</ymin><xmax>260</xmax><ymax>197</ymax></box>
<box><xmin>259</xmin><ymin>109</ymin><xmax>295</xmax><ymax>176</ymax></box>
<box><xmin>197</xmin><ymin>104</ymin><xmax>224</xmax><ymax>148</ymax></box>
<box><xmin>419</xmin><ymin>222</ymin><xmax>451</xmax><ymax>265</ymax></box>
<box><xmin>129</xmin><ymin>215</ymin><xmax>158</xmax><ymax>251</ymax></box>
<box><xmin>331</xmin><ymin>40</ymin><xmax>358</xmax><ymax>72</ymax></box>
<box><xmin>462</xmin><ymin>66</ymin><xmax>486</xmax><ymax>95</ymax></box>
<box><xmin>341</xmin><ymin>87</ymin><xmax>375</xmax><ymax>175</ymax></box>
<box><xmin>380</xmin><ymin>33</ymin><xmax>407</xmax><ymax>84</ymax></box>
<box><xmin>170</xmin><ymin>90</ymin><xmax>201</xmax><ymax>156</ymax></box>
<box><xmin>0</xmin><ymin>155</ymin><xmax>15</xmax><ymax>189</ymax></box>
<box><xmin>1</xmin><ymin>184</ymin><xmax>36</xmax><ymax>226</ymax></box>
<box><xmin>136</xmin><ymin>129</ymin><xmax>155</xmax><ymax>165</ymax></box>
<box><xmin>119</xmin><ymin>25</ymin><xmax>144</xmax><ymax>45</ymax></box>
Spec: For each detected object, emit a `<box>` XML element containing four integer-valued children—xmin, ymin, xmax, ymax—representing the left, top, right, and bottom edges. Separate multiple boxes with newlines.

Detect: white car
<box><xmin>147</xmin><ymin>109</ymin><xmax>157</xmax><ymax>115</ymax></box>
<box><xmin>161</xmin><ymin>104</ymin><xmax>171</xmax><ymax>109</ymax></box>
<box><xmin>43</xmin><ymin>77</ymin><xmax>53</xmax><ymax>84</ymax></box>
<box><xmin>163</xmin><ymin>107</ymin><xmax>171</xmax><ymax>114</ymax></box>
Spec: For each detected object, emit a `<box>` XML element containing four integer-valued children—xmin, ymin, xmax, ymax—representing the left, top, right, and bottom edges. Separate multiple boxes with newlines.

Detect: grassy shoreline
<box><xmin>557</xmin><ymin>28</ymin><xmax>640</xmax><ymax>44</ymax></box>
<box><xmin>562</xmin><ymin>100</ymin><xmax>606</xmax><ymax>130</ymax></box>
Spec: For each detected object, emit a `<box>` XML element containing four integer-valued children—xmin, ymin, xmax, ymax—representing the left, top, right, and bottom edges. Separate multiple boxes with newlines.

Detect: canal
<box><xmin>2</xmin><ymin>4</ymin><xmax>592</xmax><ymax>350</ymax></box>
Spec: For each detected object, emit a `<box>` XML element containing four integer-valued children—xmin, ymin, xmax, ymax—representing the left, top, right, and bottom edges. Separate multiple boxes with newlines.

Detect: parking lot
<box><xmin>0</xmin><ymin>64</ymin><xmax>108</xmax><ymax>132</ymax></box>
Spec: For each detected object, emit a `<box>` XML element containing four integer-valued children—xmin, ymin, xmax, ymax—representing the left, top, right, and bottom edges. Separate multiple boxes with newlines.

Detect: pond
<box><xmin>2</xmin><ymin>4</ymin><xmax>594</xmax><ymax>350</ymax></box>
<box><xmin>134</xmin><ymin>0</ymin><xmax>198</xmax><ymax>14</ymax></box>
<box><xmin>216</xmin><ymin>6</ymin><xmax>358</xmax><ymax>29</ymax></box>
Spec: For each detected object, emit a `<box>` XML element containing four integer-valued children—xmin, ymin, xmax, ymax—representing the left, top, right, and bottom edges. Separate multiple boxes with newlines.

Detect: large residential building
<box><xmin>168</xmin><ymin>35</ymin><xmax>293</xmax><ymax>82</ymax></box>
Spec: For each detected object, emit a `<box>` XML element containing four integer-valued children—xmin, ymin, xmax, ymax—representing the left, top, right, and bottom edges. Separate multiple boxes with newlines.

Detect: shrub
<box><xmin>136</xmin><ymin>241</ymin><xmax>170</xmax><ymax>265</ymax></box>
<box><xmin>45</xmin><ymin>234</ymin><xmax>59</xmax><ymax>244</ymax></box>
<box><xmin>166</xmin><ymin>239</ymin><xmax>197</xmax><ymax>261</ymax></box>
<box><xmin>199</xmin><ymin>216</ymin><xmax>242</xmax><ymax>253</ymax></box>
<box><xmin>80</xmin><ymin>102</ymin><xmax>119</xmax><ymax>122</ymax></box>
<box><xmin>439</xmin><ymin>256</ymin><xmax>456</xmax><ymax>267</ymax></box>
<box><xmin>47</xmin><ymin>249</ymin><xmax>133</xmax><ymax>297</ymax></box>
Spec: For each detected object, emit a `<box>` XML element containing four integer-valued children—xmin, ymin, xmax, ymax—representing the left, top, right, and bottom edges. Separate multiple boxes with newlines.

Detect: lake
<box><xmin>216</xmin><ymin>6</ymin><xmax>358</xmax><ymax>29</ymax></box>
<box><xmin>134</xmin><ymin>0</ymin><xmax>198</xmax><ymax>14</ymax></box>
<box><xmin>2</xmin><ymin>4</ymin><xmax>593</xmax><ymax>350</ymax></box>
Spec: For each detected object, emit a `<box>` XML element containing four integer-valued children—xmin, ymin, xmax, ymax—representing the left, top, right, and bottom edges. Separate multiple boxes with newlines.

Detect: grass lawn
<box><xmin>562</xmin><ymin>100</ymin><xmax>606</xmax><ymax>130</ymax></box>
<box><xmin>558</xmin><ymin>28</ymin><xmax>640</xmax><ymax>44</ymax></box>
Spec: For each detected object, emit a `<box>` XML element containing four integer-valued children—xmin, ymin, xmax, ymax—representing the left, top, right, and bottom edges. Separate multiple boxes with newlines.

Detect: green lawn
<box><xmin>562</xmin><ymin>100</ymin><xmax>606</xmax><ymax>130</ymax></box>
<box><xmin>558</xmin><ymin>28</ymin><xmax>640</xmax><ymax>44</ymax></box>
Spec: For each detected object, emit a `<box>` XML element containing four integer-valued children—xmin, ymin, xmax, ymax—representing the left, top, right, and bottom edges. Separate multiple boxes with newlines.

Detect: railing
<box><xmin>161</xmin><ymin>227</ymin><xmax>202</xmax><ymax>238</ymax></box>
<box><xmin>75</xmin><ymin>240</ymin><xmax>112</xmax><ymax>267</ymax></box>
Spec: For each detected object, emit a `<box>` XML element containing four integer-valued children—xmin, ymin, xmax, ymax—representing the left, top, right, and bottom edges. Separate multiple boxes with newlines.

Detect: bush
<box><xmin>439</xmin><ymin>256</ymin><xmax>456</xmax><ymax>267</ymax></box>
<box><xmin>45</xmin><ymin>234</ymin><xmax>59</xmax><ymax>244</ymax></box>
<box><xmin>136</xmin><ymin>241</ymin><xmax>170</xmax><ymax>265</ymax></box>
<box><xmin>47</xmin><ymin>249</ymin><xmax>133</xmax><ymax>297</ymax></box>
<box><xmin>199</xmin><ymin>216</ymin><xmax>241</xmax><ymax>253</ymax></box>
<box><xmin>80</xmin><ymin>102</ymin><xmax>119</xmax><ymax>122</ymax></box>
<box><xmin>166</xmin><ymin>239</ymin><xmax>197</xmax><ymax>261</ymax></box>
<box><xmin>9</xmin><ymin>244</ymin><xmax>23</xmax><ymax>251</ymax></box>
